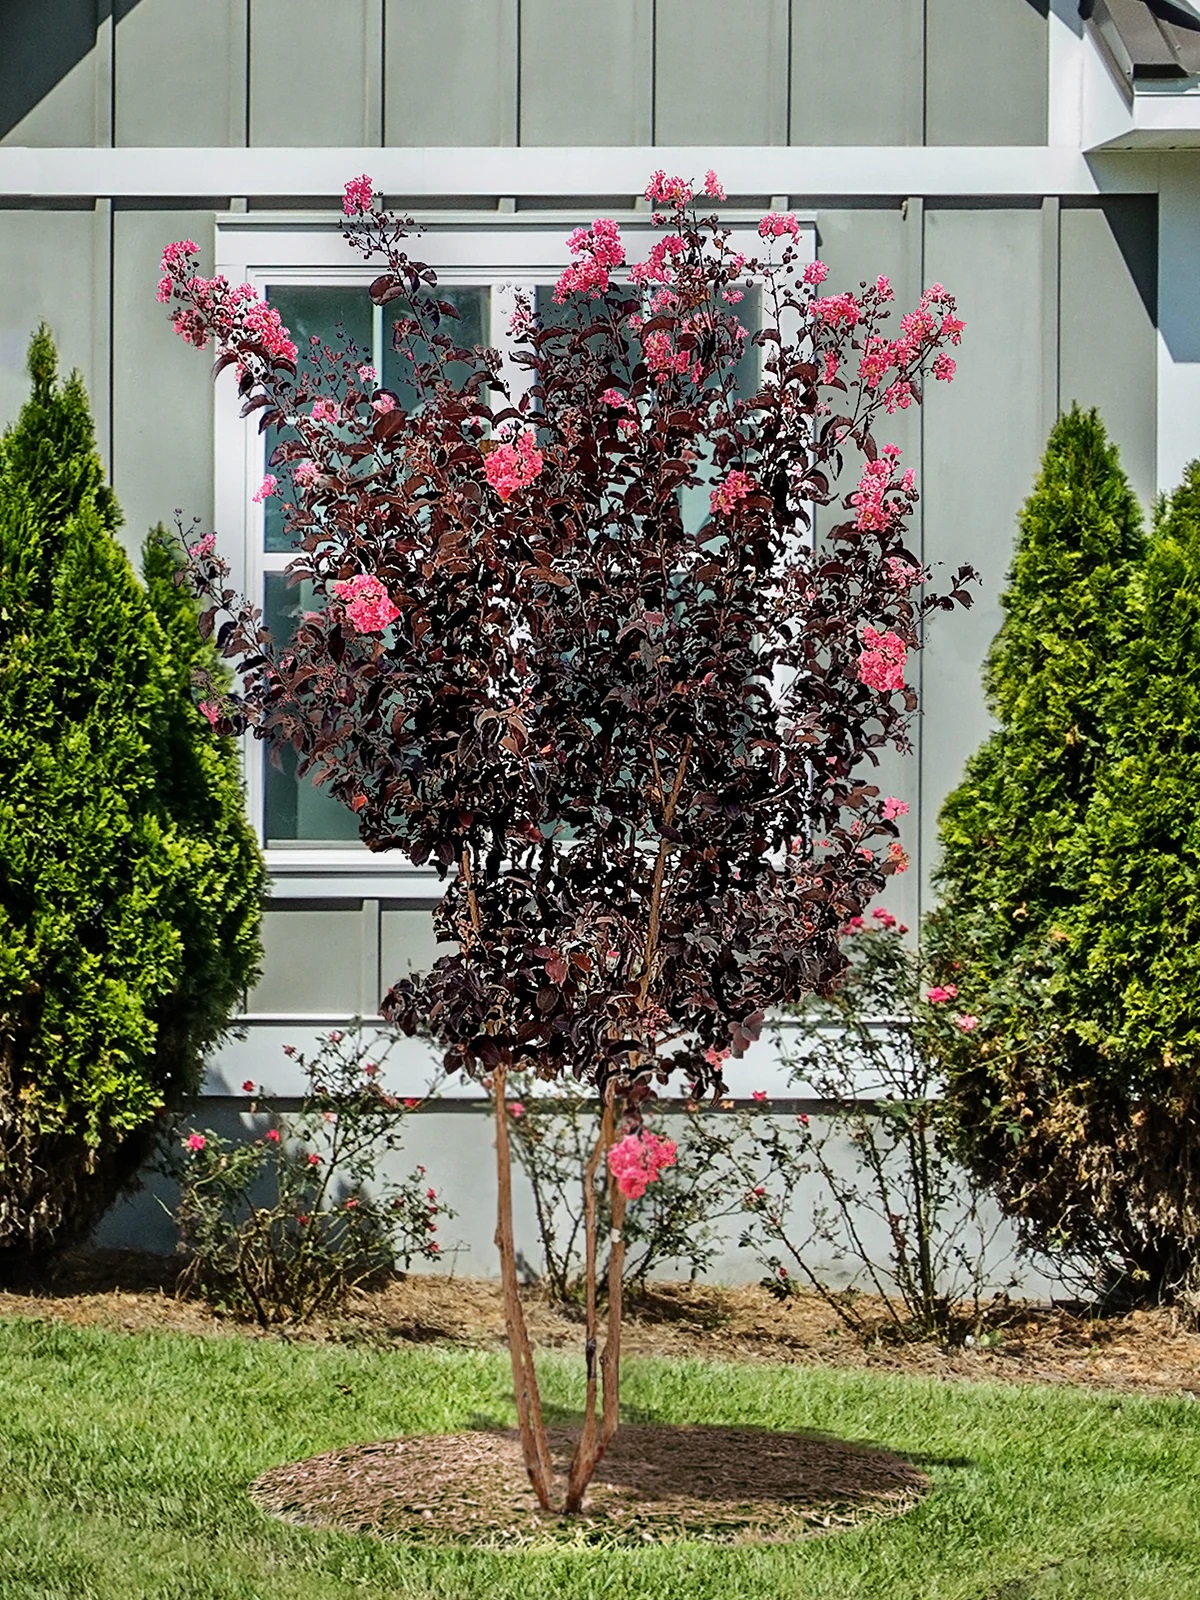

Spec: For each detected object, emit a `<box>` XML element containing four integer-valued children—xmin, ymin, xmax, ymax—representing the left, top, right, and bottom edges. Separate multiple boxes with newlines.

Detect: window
<box><xmin>213</xmin><ymin>212</ymin><xmax>814</xmax><ymax>869</ymax></box>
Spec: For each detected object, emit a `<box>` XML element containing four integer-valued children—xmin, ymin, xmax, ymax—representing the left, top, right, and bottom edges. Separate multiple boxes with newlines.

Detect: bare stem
<box><xmin>493</xmin><ymin>1061</ymin><xmax>555</xmax><ymax>1510</ymax></box>
<box><xmin>563</xmin><ymin>1091</ymin><xmax>613</xmax><ymax>1512</ymax></box>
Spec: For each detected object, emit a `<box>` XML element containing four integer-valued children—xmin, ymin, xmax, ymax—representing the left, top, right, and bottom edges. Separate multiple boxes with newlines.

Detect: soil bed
<box><xmin>3</xmin><ymin>1249</ymin><xmax>1199</xmax><ymax>1399</ymax></box>
<box><xmin>250</xmin><ymin>1421</ymin><xmax>927</xmax><ymax>1547</ymax></box>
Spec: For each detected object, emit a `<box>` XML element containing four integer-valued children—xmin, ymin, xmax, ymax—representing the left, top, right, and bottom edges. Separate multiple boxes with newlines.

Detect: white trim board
<box><xmin>0</xmin><ymin>145</ymin><xmax>1163</xmax><ymax>199</ymax></box>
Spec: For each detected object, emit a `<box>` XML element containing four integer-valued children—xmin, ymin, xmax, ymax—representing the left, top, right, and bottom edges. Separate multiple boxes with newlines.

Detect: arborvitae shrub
<box><xmin>926</xmin><ymin>407</ymin><xmax>1200</xmax><ymax>1311</ymax></box>
<box><xmin>0</xmin><ymin>329</ymin><xmax>264</xmax><ymax>1272</ymax></box>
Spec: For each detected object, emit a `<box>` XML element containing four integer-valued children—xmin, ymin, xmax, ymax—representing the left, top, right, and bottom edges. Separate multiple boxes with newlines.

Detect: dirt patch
<box><xmin>3</xmin><ymin>1249</ymin><xmax>1200</xmax><ymax>1399</ymax></box>
<box><xmin>250</xmin><ymin>1422</ymin><xmax>927</xmax><ymax>1547</ymax></box>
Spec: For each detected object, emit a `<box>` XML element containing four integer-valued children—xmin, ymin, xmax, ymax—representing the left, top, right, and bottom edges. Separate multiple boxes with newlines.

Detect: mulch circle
<box><xmin>250</xmin><ymin>1422</ymin><xmax>928</xmax><ymax>1547</ymax></box>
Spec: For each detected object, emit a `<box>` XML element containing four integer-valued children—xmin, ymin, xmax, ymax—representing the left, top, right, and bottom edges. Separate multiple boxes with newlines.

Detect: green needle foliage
<box><xmin>923</xmin><ymin>407</ymin><xmax>1185</xmax><ymax>1301</ymax></box>
<box><xmin>0</xmin><ymin>327</ymin><xmax>264</xmax><ymax>1272</ymax></box>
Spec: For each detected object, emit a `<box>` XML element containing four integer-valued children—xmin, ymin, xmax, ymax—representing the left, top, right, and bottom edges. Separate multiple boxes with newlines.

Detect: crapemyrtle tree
<box><xmin>0</xmin><ymin>330</ymin><xmax>263</xmax><ymax>1271</ymax></box>
<box><xmin>158</xmin><ymin>169</ymin><xmax>971</xmax><ymax>1511</ymax></box>
<box><xmin>928</xmin><ymin>424</ymin><xmax>1200</xmax><ymax>1312</ymax></box>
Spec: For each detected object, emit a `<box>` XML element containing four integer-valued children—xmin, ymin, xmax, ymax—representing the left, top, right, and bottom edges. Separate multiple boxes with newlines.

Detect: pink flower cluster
<box><xmin>608</xmin><ymin>1130</ymin><xmax>678</xmax><ymax>1200</ymax></box>
<box><xmin>483</xmin><ymin>427</ymin><xmax>544</xmax><ymax>501</ymax></box>
<box><xmin>332</xmin><ymin>572</ymin><xmax>401</xmax><ymax>633</ymax></box>
<box><xmin>644</xmin><ymin>170</ymin><xmax>692</xmax><ymax>208</ymax></box>
<box><xmin>343</xmin><ymin>174</ymin><xmax>374</xmax><ymax>216</ymax></box>
<box><xmin>955</xmin><ymin>1014</ymin><xmax>980</xmax><ymax>1032</ymax></box>
<box><xmin>311</xmin><ymin>398</ymin><xmax>339</xmax><ymax>424</ymax></box>
<box><xmin>812</xmin><ymin>292</ymin><xmax>862</xmax><ymax>329</ymax></box>
<box><xmin>804</xmin><ymin>260</ymin><xmax>830</xmax><ymax>286</ymax></box>
<box><xmin>885</xmin><ymin>556</ymin><xmax>923</xmax><ymax>592</ymax></box>
<box><xmin>856</xmin><ymin>288</ymin><xmax>965</xmax><ymax>398</ymax></box>
<box><xmin>157</xmin><ymin>241</ymin><xmax>298</xmax><ymax>363</ymax></box>
<box><xmin>881</xmin><ymin>796</ymin><xmax>909</xmax><ymax>821</ymax></box>
<box><xmin>759</xmin><ymin>211</ymin><xmax>800</xmax><ymax>241</ymax></box>
<box><xmin>702</xmin><ymin>169</ymin><xmax>726</xmax><ymax>201</ymax></box>
<box><xmin>643</xmin><ymin>329</ymin><xmax>692</xmax><ymax>382</ymax></box>
<box><xmin>252</xmin><ymin>474</ymin><xmax>277</xmax><ymax>503</ymax></box>
<box><xmin>850</xmin><ymin>447</ymin><xmax>915</xmax><ymax>535</ymax></box>
<box><xmin>858</xmin><ymin>626</ymin><xmax>908</xmax><ymax>693</ymax></box>
<box><xmin>293</xmin><ymin>460</ymin><xmax>319</xmax><ymax>487</ymax></box>
<box><xmin>927</xmin><ymin>984</ymin><xmax>959</xmax><ymax>1003</ymax></box>
<box><xmin>554</xmin><ymin>217</ymin><xmax>625</xmax><ymax>303</ymax></box>
<box><xmin>710</xmin><ymin>469</ymin><xmax>755</xmax><ymax>518</ymax></box>
<box><xmin>630</xmin><ymin>232</ymin><xmax>685</xmax><ymax>288</ymax></box>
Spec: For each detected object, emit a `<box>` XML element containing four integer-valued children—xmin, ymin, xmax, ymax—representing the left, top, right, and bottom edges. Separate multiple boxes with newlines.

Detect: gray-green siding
<box><xmin>4</xmin><ymin>0</ymin><xmax>1050</xmax><ymax>151</ymax></box>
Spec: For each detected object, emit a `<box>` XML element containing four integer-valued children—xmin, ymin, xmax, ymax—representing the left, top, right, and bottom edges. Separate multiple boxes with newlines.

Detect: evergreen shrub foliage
<box><xmin>0</xmin><ymin>329</ymin><xmax>264</xmax><ymax>1270</ymax></box>
<box><xmin>927</xmin><ymin>407</ymin><xmax>1200</xmax><ymax>1310</ymax></box>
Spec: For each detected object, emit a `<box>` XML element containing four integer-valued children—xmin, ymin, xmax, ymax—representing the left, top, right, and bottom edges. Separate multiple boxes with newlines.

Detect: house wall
<box><xmin>0</xmin><ymin>2</ymin><xmax>1172</xmax><ymax>1283</ymax></box>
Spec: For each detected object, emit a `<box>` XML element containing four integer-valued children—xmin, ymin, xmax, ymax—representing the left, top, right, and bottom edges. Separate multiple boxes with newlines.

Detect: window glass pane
<box><xmin>679</xmin><ymin>284</ymin><xmax>762</xmax><ymax>536</ymax></box>
<box><xmin>262</xmin><ymin>573</ymin><xmax>361</xmax><ymax>846</ymax></box>
<box><xmin>263</xmin><ymin>286</ymin><xmax>373</xmax><ymax>553</ymax></box>
<box><xmin>382</xmin><ymin>286</ymin><xmax>488</xmax><ymax>412</ymax></box>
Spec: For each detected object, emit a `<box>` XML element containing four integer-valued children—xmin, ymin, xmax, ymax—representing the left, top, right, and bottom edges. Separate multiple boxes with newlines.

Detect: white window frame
<box><xmin>213</xmin><ymin>209</ymin><xmax>816</xmax><ymax>897</ymax></box>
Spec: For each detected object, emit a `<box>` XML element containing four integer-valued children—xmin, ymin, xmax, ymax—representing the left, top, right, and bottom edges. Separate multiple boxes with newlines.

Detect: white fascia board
<box><xmin>265</xmin><ymin>851</ymin><xmax>447</xmax><ymax>902</ymax></box>
<box><xmin>1082</xmin><ymin>23</ymin><xmax>1200</xmax><ymax>150</ymax></box>
<box><xmin>0</xmin><ymin>144</ymin><xmax>1159</xmax><ymax>199</ymax></box>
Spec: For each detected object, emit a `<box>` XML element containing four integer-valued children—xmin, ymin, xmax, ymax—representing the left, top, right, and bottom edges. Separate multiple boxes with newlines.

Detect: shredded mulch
<box><xmin>3</xmin><ymin>1249</ymin><xmax>1199</xmax><ymax>1401</ymax></box>
<box><xmin>250</xmin><ymin>1422</ymin><xmax>927</xmax><ymax>1547</ymax></box>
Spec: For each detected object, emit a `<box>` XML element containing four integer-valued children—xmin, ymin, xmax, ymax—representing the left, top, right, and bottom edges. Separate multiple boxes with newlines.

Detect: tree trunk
<box><xmin>493</xmin><ymin>1061</ymin><xmax>555</xmax><ymax>1509</ymax></box>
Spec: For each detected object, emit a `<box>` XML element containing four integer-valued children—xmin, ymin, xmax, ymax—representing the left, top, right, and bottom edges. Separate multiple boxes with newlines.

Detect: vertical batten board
<box><xmin>924</xmin><ymin>0</ymin><xmax>1049</xmax><ymax>146</ymax></box>
<box><xmin>1060</xmin><ymin>198</ymin><xmax>1157</xmax><ymax>512</ymax></box>
<box><xmin>1156</xmin><ymin>158</ymin><xmax>1200</xmax><ymax>497</ymax></box>
<box><xmin>0</xmin><ymin>0</ymin><xmax>99</xmax><ymax>146</ymax></box>
<box><xmin>789</xmin><ymin>0</ymin><xmax>923</xmax><ymax>146</ymax></box>
<box><xmin>361</xmin><ymin>899</ymin><xmax>382</xmax><ymax>1017</ymax></box>
<box><xmin>95</xmin><ymin>6</ymin><xmax>114</xmax><ymax>147</ymax></box>
<box><xmin>111</xmin><ymin>208</ymin><xmax>216</xmax><ymax>559</ymax></box>
<box><xmin>250</xmin><ymin>0</ymin><xmax>373</xmax><ymax>145</ymax></box>
<box><xmin>519</xmin><ymin>0</ymin><xmax>652</xmax><ymax>146</ymax></box>
<box><xmin>114</xmin><ymin>0</ymin><xmax>247</xmax><ymax>146</ymax></box>
<box><xmin>654</xmin><ymin>0</ymin><xmax>789</xmax><ymax>146</ymax></box>
<box><xmin>91</xmin><ymin>198</ymin><xmax>113</xmax><ymax>472</ymax></box>
<box><xmin>384</xmin><ymin>0</ymin><xmax>518</xmax><ymax>146</ymax></box>
<box><xmin>809</xmin><ymin>202</ymin><xmax>923</xmax><ymax>930</ymax></box>
<box><xmin>0</xmin><ymin>210</ymin><xmax>96</xmax><ymax>427</ymax></box>
<box><xmin>918</xmin><ymin>206</ymin><xmax>1046</xmax><ymax>898</ymax></box>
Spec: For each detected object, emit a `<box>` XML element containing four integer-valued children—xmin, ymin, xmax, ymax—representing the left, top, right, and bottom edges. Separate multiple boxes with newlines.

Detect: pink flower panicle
<box><xmin>644</xmin><ymin>170</ymin><xmax>693</xmax><ymax>208</ymax></box>
<box><xmin>343</xmin><ymin>174</ymin><xmax>375</xmax><ymax>216</ymax></box>
<box><xmin>484</xmin><ymin>427</ymin><xmax>544</xmax><ymax>501</ymax></box>
<box><xmin>857</xmin><ymin>626</ymin><xmax>908</xmax><ymax>693</ymax></box>
<box><xmin>332</xmin><ymin>572</ymin><xmax>401</xmax><ymax>633</ymax></box>
<box><xmin>803</xmin><ymin>259</ymin><xmax>830</xmax><ymax>286</ymax></box>
<box><xmin>710</xmin><ymin>469</ymin><xmax>756</xmax><ymax>519</ymax></box>
<box><xmin>293</xmin><ymin>460</ymin><xmax>318</xmax><ymax>487</ymax></box>
<box><xmin>885</xmin><ymin>556</ymin><xmax>923</xmax><ymax>592</ymax></box>
<box><xmin>311</xmin><ymin>398</ymin><xmax>339</xmax><ymax>424</ymax></box>
<box><xmin>933</xmin><ymin>352</ymin><xmax>957</xmax><ymax>382</ymax></box>
<box><xmin>812</xmin><ymin>292</ymin><xmax>861</xmax><ymax>329</ymax></box>
<box><xmin>702</xmin><ymin>169</ymin><xmax>726</xmax><ymax>201</ymax></box>
<box><xmin>629</xmin><ymin>233</ymin><xmax>685</xmax><ymax>288</ymax></box>
<box><xmin>252</xmin><ymin>474</ymin><xmax>278</xmax><ymax>504</ymax></box>
<box><xmin>759</xmin><ymin>211</ymin><xmax>800</xmax><ymax>241</ymax></box>
<box><xmin>608</xmin><ymin>1130</ymin><xmax>678</xmax><ymax>1201</ymax></box>
<box><xmin>881</xmin><ymin>796</ymin><xmax>909</xmax><ymax>821</ymax></box>
<box><xmin>554</xmin><ymin>217</ymin><xmax>625</xmax><ymax>303</ymax></box>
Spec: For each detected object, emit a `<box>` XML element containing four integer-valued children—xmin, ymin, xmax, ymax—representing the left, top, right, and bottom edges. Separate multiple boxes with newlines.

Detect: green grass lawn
<box><xmin>0</xmin><ymin>1317</ymin><xmax>1197</xmax><ymax>1600</ymax></box>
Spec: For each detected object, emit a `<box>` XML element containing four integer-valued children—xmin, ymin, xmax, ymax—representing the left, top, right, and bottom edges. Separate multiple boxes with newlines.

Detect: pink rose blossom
<box><xmin>332</xmin><ymin>572</ymin><xmax>401</xmax><ymax>633</ymax></box>
<box><xmin>751</xmin><ymin>1090</ymin><xmax>768</xmax><ymax>1103</ymax></box>
<box><xmin>266</xmin><ymin>1128</ymin><xmax>281</xmax><ymax>1143</ymax></box>
<box><xmin>252</xmin><ymin>474</ymin><xmax>277</xmax><ymax>504</ymax></box>
<box><xmin>954</xmin><ymin>1013</ymin><xmax>980</xmax><ymax>1032</ymax></box>
<box><xmin>507</xmin><ymin>1102</ymin><xmax>525</xmax><ymax>1119</ymax></box>
<box><xmin>927</xmin><ymin>984</ymin><xmax>958</xmax><ymax>1004</ymax></box>
<box><xmin>857</xmin><ymin>627</ymin><xmax>907</xmax><ymax>693</ymax></box>
<box><xmin>242</xmin><ymin>1080</ymin><xmax>255</xmax><ymax>1093</ymax></box>
<box><xmin>307</xmin><ymin>1152</ymin><xmax>321</xmax><ymax>1167</ymax></box>
<box><xmin>186</xmin><ymin>1133</ymin><xmax>206</xmax><ymax>1152</ymax></box>
<box><xmin>608</xmin><ymin>1130</ymin><xmax>678</xmax><ymax>1200</ymax></box>
<box><xmin>483</xmin><ymin>427</ymin><xmax>544</xmax><ymax>502</ymax></box>
<box><xmin>872</xmin><ymin>907</ymin><xmax>898</xmax><ymax>930</ymax></box>
<box><xmin>327</xmin><ymin>1030</ymin><xmax>344</xmax><ymax>1044</ymax></box>
<box><xmin>198</xmin><ymin>700</ymin><xmax>220</xmax><ymax>727</ymax></box>
<box><xmin>343</xmin><ymin>174</ymin><xmax>374</xmax><ymax>215</ymax></box>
